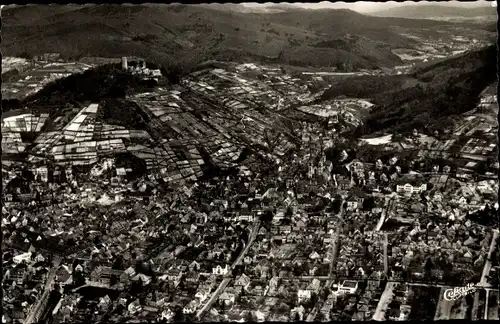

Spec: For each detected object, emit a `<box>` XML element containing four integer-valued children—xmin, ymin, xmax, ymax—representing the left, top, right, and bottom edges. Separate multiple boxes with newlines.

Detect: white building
<box><xmin>396</xmin><ymin>183</ymin><xmax>427</xmax><ymax>195</ymax></box>
<box><xmin>218</xmin><ymin>292</ymin><xmax>236</xmax><ymax>307</ymax></box>
<box><xmin>335</xmin><ymin>280</ymin><xmax>358</xmax><ymax>295</ymax></box>
<box><xmin>238</xmin><ymin>214</ymin><xmax>255</xmax><ymax>222</ymax></box>
<box><xmin>346</xmin><ymin>200</ymin><xmax>359</xmax><ymax>211</ymax></box>
<box><xmin>183</xmin><ymin>299</ymin><xmax>199</xmax><ymax>314</ymax></box>
<box><xmin>235</xmin><ymin>274</ymin><xmax>251</xmax><ymax>290</ymax></box>
<box><xmin>195</xmin><ymin>288</ymin><xmax>210</xmax><ymax>303</ymax></box>
<box><xmin>34</xmin><ymin>166</ymin><xmax>48</xmax><ymax>182</ymax></box>
<box><xmin>212</xmin><ymin>264</ymin><xmax>231</xmax><ymax>276</ymax></box>
<box><xmin>297</xmin><ymin>289</ymin><xmax>311</xmax><ymax>304</ymax></box>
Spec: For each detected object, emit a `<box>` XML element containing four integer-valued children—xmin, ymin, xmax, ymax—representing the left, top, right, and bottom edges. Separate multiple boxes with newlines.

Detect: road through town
<box><xmin>479</xmin><ymin>229</ymin><xmax>498</xmax><ymax>287</ymax></box>
<box><xmin>196</xmin><ymin>221</ymin><xmax>261</xmax><ymax>320</ymax></box>
<box><xmin>372</xmin><ymin>281</ymin><xmax>396</xmax><ymax>321</ymax></box>
<box><xmin>306</xmin><ymin>200</ymin><xmax>345</xmax><ymax>322</ymax></box>
<box><xmin>25</xmin><ymin>256</ymin><xmax>61</xmax><ymax>324</ymax></box>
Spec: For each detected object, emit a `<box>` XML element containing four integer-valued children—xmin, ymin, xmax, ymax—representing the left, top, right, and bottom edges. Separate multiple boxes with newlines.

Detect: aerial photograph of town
<box><xmin>1</xmin><ymin>1</ymin><xmax>498</xmax><ymax>323</ymax></box>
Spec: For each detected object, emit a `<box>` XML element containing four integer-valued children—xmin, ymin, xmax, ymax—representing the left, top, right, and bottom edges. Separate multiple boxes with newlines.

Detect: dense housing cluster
<box><xmin>2</xmin><ymin>52</ymin><xmax>499</xmax><ymax>323</ymax></box>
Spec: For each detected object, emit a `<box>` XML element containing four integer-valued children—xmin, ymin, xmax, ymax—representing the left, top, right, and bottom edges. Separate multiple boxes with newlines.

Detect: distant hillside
<box><xmin>2</xmin><ymin>4</ymin><xmax>463</xmax><ymax>71</ymax></box>
<box><xmin>482</xmin><ymin>22</ymin><xmax>497</xmax><ymax>32</ymax></box>
<box><xmin>198</xmin><ymin>4</ymin><xmax>286</xmax><ymax>13</ymax></box>
<box><xmin>320</xmin><ymin>45</ymin><xmax>496</xmax><ymax>136</ymax></box>
<box><xmin>353</xmin><ymin>45</ymin><xmax>497</xmax><ymax>135</ymax></box>
<box><xmin>0</xmin><ymin>4</ymin><xmax>85</xmax><ymax>25</ymax></box>
<box><xmin>369</xmin><ymin>5</ymin><xmax>497</xmax><ymax>19</ymax></box>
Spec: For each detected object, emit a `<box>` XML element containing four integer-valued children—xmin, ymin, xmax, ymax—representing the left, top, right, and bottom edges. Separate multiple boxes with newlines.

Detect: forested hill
<box><xmin>2</xmin><ymin>4</ymin><xmax>464</xmax><ymax>71</ymax></box>
<box><xmin>319</xmin><ymin>44</ymin><xmax>497</xmax><ymax>136</ymax></box>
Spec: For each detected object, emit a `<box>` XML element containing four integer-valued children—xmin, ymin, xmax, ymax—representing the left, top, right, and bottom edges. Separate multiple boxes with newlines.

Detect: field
<box><xmin>360</xmin><ymin>135</ymin><xmax>393</xmax><ymax>146</ymax></box>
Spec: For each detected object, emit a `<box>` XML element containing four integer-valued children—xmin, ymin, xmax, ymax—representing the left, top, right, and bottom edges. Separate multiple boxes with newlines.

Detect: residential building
<box><xmin>195</xmin><ymin>288</ymin><xmax>211</xmax><ymax>303</ymax></box>
<box><xmin>297</xmin><ymin>289</ymin><xmax>311</xmax><ymax>304</ymax></box>
<box><xmin>183</xmin><ymin>299</ymin><xmax>199</xmax><ymax>314</ymax></box>
<box><xmin>219</xmin><ymin>291</ymin><xmax>236</xmax><ymax>307</ymax></box>
<box><xmin>337</xmin><ymin>280</ymin><xmax>358</xmax><ymax>294</ymax></box>
<box><xmin>396</xmin><ymin>183</ymin><xmax>427</xmax><ymax>195</ymax></box>
<box><xmin>235</xmin><ymin>273</ymin><xmax>251</xmax><ymax>290</ymax></box>
<box><xmin>212</xmin><ymin>264</ymin><xmax>231</xmax><ymax>276</ymax></box>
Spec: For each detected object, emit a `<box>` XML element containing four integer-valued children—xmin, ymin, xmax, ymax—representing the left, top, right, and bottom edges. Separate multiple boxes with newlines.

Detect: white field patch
<box><xmin>357</xmin><ymin>100</ymin><xmax>375</xmax><ymax>109</ymax></box>
<box><xmin>361</xmin><ymin>134</ymin><xmax>393</xmax><ymax>145</ymax></box>
<box><xmin>336</xmin><ymin>99</ymin><xmax>375</xmax><ymax>109</ymax></box>
<box><xmin>2</xmin><ymin>57</ymin><xmax>29</xmax><ymax>73</ymax></box>
<box><xmin>297</xmin><ymin>105</ymin><xmax>339</xmax><ymax>117</ymax></box>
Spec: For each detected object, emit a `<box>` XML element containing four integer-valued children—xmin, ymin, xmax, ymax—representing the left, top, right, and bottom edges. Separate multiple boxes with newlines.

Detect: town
<box><xmin>2</xmin><ymin>48</ymin><xmax>499</xmax><ymax>323</ymax></box>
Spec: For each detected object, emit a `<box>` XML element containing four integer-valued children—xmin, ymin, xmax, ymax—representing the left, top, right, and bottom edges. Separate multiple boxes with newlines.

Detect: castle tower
<box><xmin>121</xmin><ymin>57</ymin><xmax>128</xmax><ymax>70</ymax></box>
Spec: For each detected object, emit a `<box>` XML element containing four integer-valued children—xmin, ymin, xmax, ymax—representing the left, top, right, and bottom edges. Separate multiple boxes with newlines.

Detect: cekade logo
<box><xmin>443</xmin><ymin>283</ymin><xmax>477</xmax><ymax>301</ymax></box>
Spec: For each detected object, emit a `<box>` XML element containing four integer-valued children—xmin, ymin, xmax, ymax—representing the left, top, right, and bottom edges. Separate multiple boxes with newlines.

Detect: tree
<box><xmin>362</xmin><ymin>196</ymin><xmax>375</xmax><ymax>211</ymax></box>
<box><xmin>330</xmin><ymin>199</ymin><xmax>342</xmax><ymax>214</ymax></box>
<box><xmin>424</xmin><ymin>257</ymin><xmax>434</xmax><ymax>279</ymax></box>
<box><xmin>260</xmin><ymin>209</ymin><xmax>274</xmax><ymax>224</ymax></box>
<box><xmin>311</xmin><ymin>293</ymin><xmax>319</xmax><ymax>306</ymax></box>
<box><xmin>1</xmin><ymin>99</ymin><xmax>22</xmax><ymax>113</ymax></box>
<box><xmin>317</xmin><ymin>311</ymin><xmax>327</xmax><ymax>322</ymax></box>
<box><xmin>245</xmin><ymin>311</ymin><xmax>255</xmax><ymax>322</ymax></box>
<box><xmin>173</xmin><ymin>309</ymin><xmax>185</xmax><ymax>322</ymax></box>
<box><xmin>19</xmin><ymin>52</ymin><xmax>32</xmax><ymax>60</ymax></box>
<box><xmin>112</xmin><ymin>256</ymin><xmax>124</xmax><ymax>270</ymax></box>
<box><xmin>487</xmin><ymin>272</ymin><xmax>499</xmax><ymax>289</ymax></box>
<box><xmin>110</xmin><ymin>275</ymin><xmax>118</xmax><ymax>286</ymax></box>
<box><xmin>130</xmin><ymin>279</ymin><xmax>144</xmax><ymax>295</ymax></box>
<box><xmin>160</xmin><ymin>64</ymin><xmax>184</xmax><ymax>84</ymax></box>
<box><xmin>73</xmin><ymin>271</ymin><xmax>86</xmax><ymax>288</ymax></box>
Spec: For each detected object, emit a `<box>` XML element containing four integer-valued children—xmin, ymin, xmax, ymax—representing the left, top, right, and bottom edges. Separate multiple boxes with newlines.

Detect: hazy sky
<box><xmin>242</xmin><ymin>1</ymin><xmax>495</xmax><ymax>13</ymax></box>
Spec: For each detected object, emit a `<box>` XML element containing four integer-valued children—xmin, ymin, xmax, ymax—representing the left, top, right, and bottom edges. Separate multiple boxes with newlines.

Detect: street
<box><xmin>196</xmin><ymin>221</ymin><xmax>260</xmax><ymax>320</ymax></box>
<box><xmin>232</xmin><ymin>221</ymin><xmax>261</xmax><ymax>269</ymax></box>
<box><xmin>196</xmin><ymin>277</ymin><xmax>232</xmax><ymax>319</ymax></box>
<box><xmin>306</xmin><ymin>200</ymin><xmax>344</xmax><ymax>322</ymax></box>
<box><xmin>484</xmin><ymin>289</ymin><xmax>489</xmax><ymax>320</ymax></box>
<box><xmin>471</xmin><ymin>290</ymin><xmax>480</xmax><ymax>320</ymax></box>
<box><xmin>479</xmin><ymin>230</ymin><xmax>498</xmax><ymax>287</ymax></box>
<box><xmin>434</xmin><ymin>287</ymin><xmax>454</xmax><ymax>320</ymax></box>
<box><xmin>372</xmin><ymin>281</ymin><xmax>396</xmax><ymax>321</ymax></box>
<box><xmin>24</xmin><ymin>256</ymin><xmax>61</xmax><ymax>324</ymax></box>
<box><xmin>383</xmin><ymin>232</ymin><xmax>388</xmax><ymax>275</ymax></box>
<box><xmin>371</xmin><ymin>194</ymin><xmax>399</xmax><ymax>321</ymax></box>
<box><xmin>328</xmin><ymin>199</ymin><xmax>345</xmax><ymax>279</ymax></box>
<box><xmin>375</xmin><ymin>195</ymin><xmax>395</xmax><ymax>232</ymax></box>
